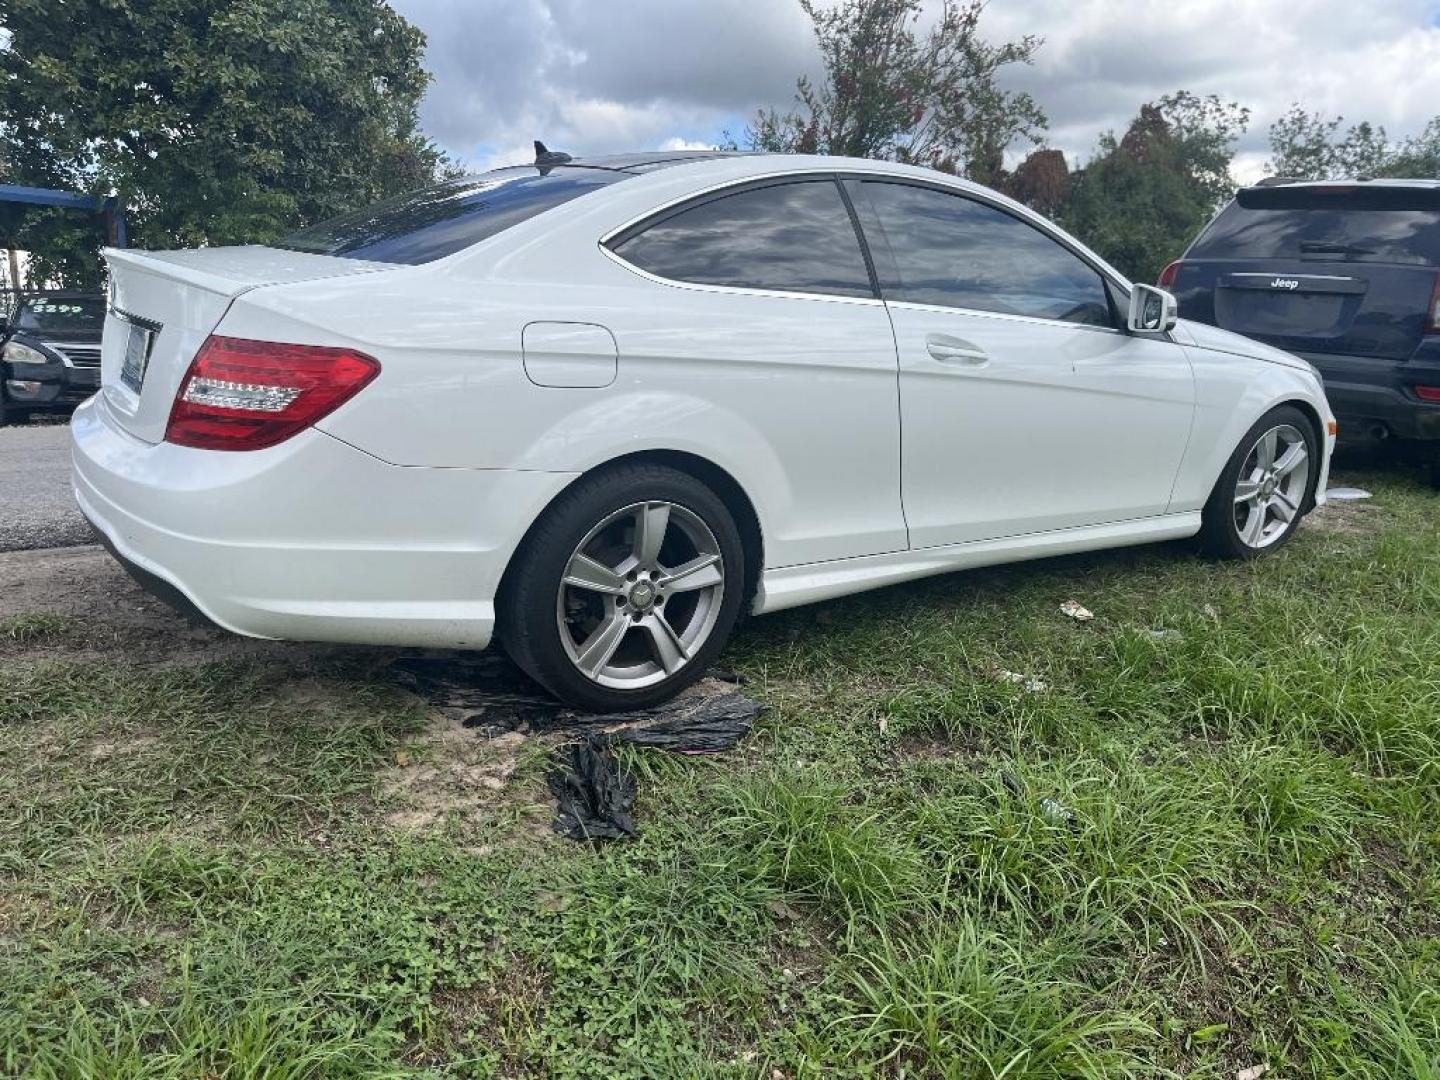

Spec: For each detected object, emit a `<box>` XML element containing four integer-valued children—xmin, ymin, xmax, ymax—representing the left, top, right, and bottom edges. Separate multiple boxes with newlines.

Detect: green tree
<box><xmin>735</xmin><ymin>0</ymin><xmax>1046</xmax><ymax>184</ymax></box>
<box><xmin>1063</xmin><ymin>92</ymin><xmax>1249</xmax><ymax>283</ymax></box>
<box><xmin>1268</xmin><ymin>105</ymin><xmax>1440</xmax><ymax>180</ymax></box>
<box><xmin>0</xmin><ymin>0</ymin><xmax>449</xmax><ymax>284</ymax></box>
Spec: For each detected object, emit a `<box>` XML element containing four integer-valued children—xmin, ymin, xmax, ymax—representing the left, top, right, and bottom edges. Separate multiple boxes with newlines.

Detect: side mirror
<box><xmin>1127</xmin><ymin>284</ymin><xmax>1178</xmax><ymax>334</ymax></box>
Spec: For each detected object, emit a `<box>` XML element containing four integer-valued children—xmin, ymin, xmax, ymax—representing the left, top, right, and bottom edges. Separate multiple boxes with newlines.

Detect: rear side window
<box><xmin>860</xmin><ymin>182</ymin><xmax>1113</xmax><ymax>326</ymax></box>
<box><xmin>610</xmin><ymin>180</ymin><xmax>874</xmax><ymax>299</ymax></box>
<box><xmin>1191</xmin><ymin>187</ymin><xmax>1440</xmax><ymax>266</ymax></box>
<box><xmin>280</xmin><ymin>167</ymin><xmax>627</xmax><ymax>265</ymax></box>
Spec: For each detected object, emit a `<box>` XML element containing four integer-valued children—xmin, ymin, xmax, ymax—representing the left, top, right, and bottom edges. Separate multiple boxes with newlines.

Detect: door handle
<box><xmin>925</xmin><ymin>336</ymin><xmax>989</xmax><ymax>365</ymax></box>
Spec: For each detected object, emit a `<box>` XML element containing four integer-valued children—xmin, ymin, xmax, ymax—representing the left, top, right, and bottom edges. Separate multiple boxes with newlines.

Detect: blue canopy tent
<box><xmin>0</xmin><ymin>184</ymin><xmax>127</xmax><ymax>247</ymax></box>
<box><xmin>0</xmin><ymin>184</ymin><xmax>127</xmax><ymax>293</ymax></box>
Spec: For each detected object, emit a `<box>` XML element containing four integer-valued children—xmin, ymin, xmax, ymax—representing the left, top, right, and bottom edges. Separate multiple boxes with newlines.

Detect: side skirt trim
<box><xmin>753</xmin><ymin>512</ymin><xmax>1202</xmax><ymax>614</ymax></box>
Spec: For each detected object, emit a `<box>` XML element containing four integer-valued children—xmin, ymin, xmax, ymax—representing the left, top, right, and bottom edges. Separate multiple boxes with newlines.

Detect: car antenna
<box><xmin>534</xmin><ymin>140</ymin><xmax>573</xmax><ymax>175</ymax></box>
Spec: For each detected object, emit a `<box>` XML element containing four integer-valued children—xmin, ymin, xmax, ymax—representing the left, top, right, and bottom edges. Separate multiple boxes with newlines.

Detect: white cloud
<box><xmin>985</xmin><ymin>0</ymin><xmax>1440</xmax><ymax>179</ymax></box>
<box><xmin>391</xmin><ymin>0</ymin><xmax>1440</xmax><ymax>184</ymax></box>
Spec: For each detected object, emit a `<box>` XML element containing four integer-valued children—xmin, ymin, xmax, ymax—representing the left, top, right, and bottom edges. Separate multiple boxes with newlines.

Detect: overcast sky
<box><xmin>390</xmin><ymin>0</ymin><xmax>1440</xmax><ymax>183</ymax></box>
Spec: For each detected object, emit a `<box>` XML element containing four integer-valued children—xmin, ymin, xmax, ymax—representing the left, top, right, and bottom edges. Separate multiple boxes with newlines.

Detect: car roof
<box><xmin>485</xmin><ymin>149</ymin><xmax>994</xmax><ymax>189</ymax></box>
<box><xmin>559</xmin><ymin>150</ymin><xmax>752</xmax><ymax>173</ymax></box>
<box><xmin>514</xmin><ymin>149</ymin><xmax>1006</xmax><ymax>197</ymax></box>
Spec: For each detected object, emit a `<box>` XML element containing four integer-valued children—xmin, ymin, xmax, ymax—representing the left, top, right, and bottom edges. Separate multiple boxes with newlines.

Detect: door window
<box><xmin>861</xmin><ymin>181</ymin><xmax>1113</xmax><ymax>326</ymax></box>
<box><xmin>610</xmin><ymin>180</ymin><xmax>874</xmax><ymax>298</ymax></box>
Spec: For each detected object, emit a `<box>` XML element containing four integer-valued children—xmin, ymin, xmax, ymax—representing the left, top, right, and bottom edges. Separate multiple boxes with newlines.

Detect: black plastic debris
<box><xmin>612</xmin><ymin>691</ymin><xmax>761</xmax><ymax>754</ymax></box>
<box><xmin>389</xmin><ymin>652</ymin><xmax>762</xmax><ymax>747</ymax></box>
<box><xmin>388</xmin><ymin>652</ymin><xmax>572</xmax><ymax>733</ymax></box>
<box><xmin>548</xmin><ymin>734</ymin><xmax>636</xmax><ymax>842</ymax></box>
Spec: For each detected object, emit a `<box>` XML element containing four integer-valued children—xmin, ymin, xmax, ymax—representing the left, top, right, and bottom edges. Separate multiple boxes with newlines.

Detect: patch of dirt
<box><xmin>383</xmin><ymin>714</ymin><xmax>535</xmax><ymax>833</ymax></box>
<box><xmin>85</xmin><ymin>733</ymin><xmax>159</xmax><ymax>761</ymax></box>
<box><xmin>1310</xmin><ymin>497</ymin><xmax>1388</xmax><ymax>536</ymax></box>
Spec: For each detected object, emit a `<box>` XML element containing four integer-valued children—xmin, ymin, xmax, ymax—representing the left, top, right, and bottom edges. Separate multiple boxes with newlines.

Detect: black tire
<box><xmin>1199</xmin><ymin>405</ymin><xmax>1319</xmax><ymax>559</ymax></box>
<box><xmin>498</xmin><ymin>463</ymin><xmax>747</xmax><ymax>712</ymax></box>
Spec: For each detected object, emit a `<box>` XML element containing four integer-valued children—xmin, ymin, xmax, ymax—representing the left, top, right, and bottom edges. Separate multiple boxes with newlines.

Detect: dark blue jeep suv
<box><xmin>1163</xmin><ymin>179</ymin><xmax>1440</xmax><ymax>484</ymax></box>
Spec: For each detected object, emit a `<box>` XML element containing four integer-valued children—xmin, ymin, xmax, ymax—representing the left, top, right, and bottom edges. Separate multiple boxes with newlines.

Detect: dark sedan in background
<box><xmin>1</xmin><ymin>291</ymin><xmax>105</xmax><ymax>424</ymax></box>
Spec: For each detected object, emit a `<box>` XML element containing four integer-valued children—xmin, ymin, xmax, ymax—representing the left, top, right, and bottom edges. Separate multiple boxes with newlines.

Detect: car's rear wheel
<box><xmin>499</xmin><ymin>463</ymin><xmax>746</xmax><ymax>711</ymax></box>
<box><xmin>1200</xmin><ymin>405</ymin><xmax>1317</xmax><ymax>558</ymax></box>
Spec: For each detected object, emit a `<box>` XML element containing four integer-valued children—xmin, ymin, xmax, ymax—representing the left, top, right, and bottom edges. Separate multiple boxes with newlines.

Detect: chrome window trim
<box><xmin>881</xmin><ymin>297</ymin><xmax>1126</xmax><ymax>336</ymax></box>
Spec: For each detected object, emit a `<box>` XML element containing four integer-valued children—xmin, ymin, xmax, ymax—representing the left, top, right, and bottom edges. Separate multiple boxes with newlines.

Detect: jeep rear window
<box><xmin>1190</xmin><ymin>187</ymin><xmax>1440</xmax><ymax>266</ymax></box>
<box><xmin>279</xmin><ymin>166</ymin><xmax>628</xmax><ymax>265</ymax></box>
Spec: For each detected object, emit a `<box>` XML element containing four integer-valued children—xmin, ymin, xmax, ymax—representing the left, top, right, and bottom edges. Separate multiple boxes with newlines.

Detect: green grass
<box><xmin>2</xmin><ymin>467</ymin><xmax>1439</xmax><ymax>1077</ymax></box>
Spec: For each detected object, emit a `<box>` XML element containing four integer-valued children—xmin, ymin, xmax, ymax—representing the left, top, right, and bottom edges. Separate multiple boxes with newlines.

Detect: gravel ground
<box><xmin>0</xmin><ymin>417</ymin><xmax>93</xmax><ymax>551</ymax></box>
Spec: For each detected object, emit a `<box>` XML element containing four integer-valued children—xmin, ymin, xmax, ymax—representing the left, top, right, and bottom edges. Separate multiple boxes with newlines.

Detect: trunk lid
<box><xmin>100</xmin><ymin>245</ymin><xmax>391</xmax><ymax>443</ymax></box>
<box><xmin>1177</xmin><ymin>184</ymin><xmax>1440</xmax><ymax>363</ymax></box>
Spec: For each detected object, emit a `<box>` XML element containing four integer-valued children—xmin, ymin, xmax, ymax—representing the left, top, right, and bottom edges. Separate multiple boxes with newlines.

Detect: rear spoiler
<box><xmin>102</xmin><ymin>247</ymin><xmax>261</xmax><ymax>301</ymax></box>
<box><xmin>1237</xmin><ymin>186</ymin><xmax>1440</xmax><ymax>211</ymax></box>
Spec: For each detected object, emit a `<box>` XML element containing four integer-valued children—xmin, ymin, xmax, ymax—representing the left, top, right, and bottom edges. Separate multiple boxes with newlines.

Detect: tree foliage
<box><xmin>1267</xmin><ymin>105</ymin><xmax>1440</xmax><ymax>180</ymax></box>
<box><xmin>738</xmin><ymin>0</ymin><xmax>1045</xmax><ymax>184</ymax></box>
<box><xmin>0</xmin><ymin>0</ymin><xmax>449</xmax><ymax>284</ymax></box>
<box><xmin>1061</xmin><ymin>93</ymin><xmax>1249</xmax><ymax>283</ymax></box>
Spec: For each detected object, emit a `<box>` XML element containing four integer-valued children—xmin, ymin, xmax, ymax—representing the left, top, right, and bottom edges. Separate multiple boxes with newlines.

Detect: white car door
<box><xmin>851</xmin><ymin>179</ymin><xmax>1196</xmax><ymax>549</ymax></box>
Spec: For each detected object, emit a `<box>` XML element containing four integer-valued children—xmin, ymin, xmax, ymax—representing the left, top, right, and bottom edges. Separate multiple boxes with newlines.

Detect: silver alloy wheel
<box><xmin>1232</xmin><ymin>423</ymin><xmax>1311</xmax><ymax>549</ymax></box>
<box><xmin>556</xmin><ymin>500</ymin><xmax>725</xmax><ymax>690</ymax></box>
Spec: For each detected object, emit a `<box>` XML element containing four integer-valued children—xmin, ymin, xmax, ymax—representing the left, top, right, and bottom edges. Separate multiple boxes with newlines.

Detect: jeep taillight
<box><xmin>1158</xmin><ymin>260</ymin><xmax>1182</xmax><ymax>289</ymax></box>
<box><xmin>165</xmin><ymin>336</ymin><xmax>380</xmax><ymax>451</ymax></box>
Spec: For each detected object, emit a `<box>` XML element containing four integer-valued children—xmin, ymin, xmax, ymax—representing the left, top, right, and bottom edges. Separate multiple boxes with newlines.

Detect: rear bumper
<box><xmin>71</xmin><ymin>394</ymin><xmax>577</xmax><ymax>649</ymax></box>
<box><xmin>1301</xmin><ymin>350</ymin><xmax>1440</xmax><ymax>444</ymax></box>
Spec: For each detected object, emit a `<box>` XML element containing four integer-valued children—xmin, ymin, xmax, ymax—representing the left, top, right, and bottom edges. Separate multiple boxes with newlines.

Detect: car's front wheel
<box><xmin>1199</xmin><ymin>405</ymin><xmax>1318</xmax><ymax>558</ymax></box>
<box><xmin>499</xmin><ymin>463</ymin><xmax>747</xmax><ymax>711</ymax></box>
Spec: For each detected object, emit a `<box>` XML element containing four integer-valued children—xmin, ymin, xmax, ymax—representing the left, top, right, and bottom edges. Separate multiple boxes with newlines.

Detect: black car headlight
<box><xmin>2</xmin><ymin>340</ymin><xmax>52</xmax><ymax>369</ymax></box>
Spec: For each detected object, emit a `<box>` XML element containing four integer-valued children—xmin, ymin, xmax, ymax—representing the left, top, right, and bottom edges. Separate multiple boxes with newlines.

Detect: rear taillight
<box><xmin>165</xmin><ymin>336</ymin><xmax>379</xmax><ymax>451</ymax></box>
<box><xmin>1415</xmin><ymin>386</ymin><xmax>1440</xmax><ymax>403</ymax></box>
<box><xmin>1426</xmin><ymin>274</ymin><xmax>1440</xmax><ymax>334</ymax></box>
<box><xmin>1157</xmin><ymin>260</ymin><xmax>1181</xmax><ymax>289</ymax></box>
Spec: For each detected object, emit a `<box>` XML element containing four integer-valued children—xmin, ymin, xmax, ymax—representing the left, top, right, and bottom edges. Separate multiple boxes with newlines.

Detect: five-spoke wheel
<box><xmin>1231</xmin><ymin>423</ymin><xmax>1311</xmax><ymax>550</ymax></box>
<box><xmin>1201</xmin><ymin>405</ymin><xmax>1318</xmax><ymax>558</ymax></box>
<box><xmin>557</xmin><ymin>500</ymin><xmax>726</xmax><ymax>689</ymax></box>
<box><xmin>500</xmin><ymin>463</ymin><xmax>746</xmax><ymax>711</ymax></box>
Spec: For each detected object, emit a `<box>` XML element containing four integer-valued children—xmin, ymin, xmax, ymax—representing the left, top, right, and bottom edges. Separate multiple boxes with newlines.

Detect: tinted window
<box><xmin>280</xmin><ymin>167</ymin><xmax>627</xmax><ymax>264</ymax></box>
<box><xmin>612</xmin><ymin>180</ymin><xmax>873</xmax><ymax>298</ymax></box>
<box><xmin>1191</xmin><ymin>189</ymin><xmax>1440</xmax><ymax>266</ymax></box>
<box><xmin>15</xmin><ymin>295</ymin><xmax>105</xmax><ymax>333</ymax></box>
<box><xmin>861</xmin><ymin>182</ymin><xmax>1113</xmax><ymax>326</ymax></box>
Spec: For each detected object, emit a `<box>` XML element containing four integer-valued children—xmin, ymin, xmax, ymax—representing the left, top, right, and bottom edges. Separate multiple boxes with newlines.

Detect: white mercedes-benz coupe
<box><xmin>73</xmin><ymin>148</ymin><xmax>1335</xmax><ymax>710</ymax></box>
